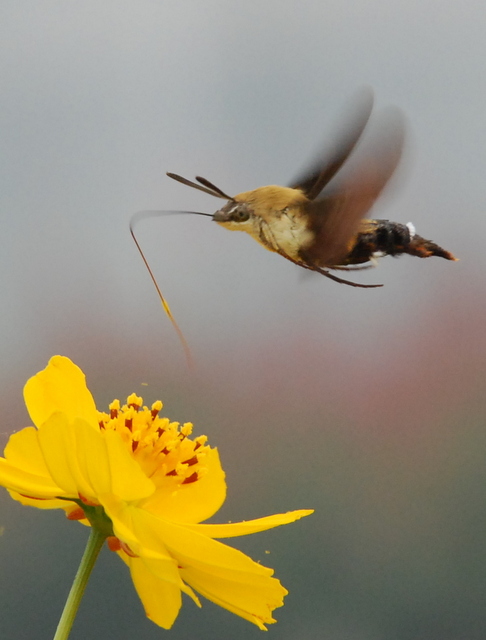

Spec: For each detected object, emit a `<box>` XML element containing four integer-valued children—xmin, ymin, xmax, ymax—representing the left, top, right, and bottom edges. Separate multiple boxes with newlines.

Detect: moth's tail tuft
<box><xmin>408</xmin><ymin>234</ymin><xmax>457</xmax><ymax>261</ymax></box>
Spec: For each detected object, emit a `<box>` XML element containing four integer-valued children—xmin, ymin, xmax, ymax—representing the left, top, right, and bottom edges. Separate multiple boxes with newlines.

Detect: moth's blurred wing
<box><xmin>302</xmin><ymin>107</ymin><xmax>406</xmax><ymax>267</ymax></box>
<box><xmin>288</xmin><ymin>87</ymin><xmax>374</xmax><ymax>201</ymax></box>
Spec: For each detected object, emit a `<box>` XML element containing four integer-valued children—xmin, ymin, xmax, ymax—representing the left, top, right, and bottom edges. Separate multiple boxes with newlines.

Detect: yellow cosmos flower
<box><xmin>0</xmin><ymin>356</ymin><xmax>312</xmax><ymax>630</ymax></box>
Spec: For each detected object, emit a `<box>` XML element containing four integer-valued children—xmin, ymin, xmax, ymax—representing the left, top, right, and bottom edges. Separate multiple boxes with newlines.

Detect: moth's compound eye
<box><xmin>231</xmin><ymin>206</ymin><xmax>250</xmax><ymax>222</ymax></box>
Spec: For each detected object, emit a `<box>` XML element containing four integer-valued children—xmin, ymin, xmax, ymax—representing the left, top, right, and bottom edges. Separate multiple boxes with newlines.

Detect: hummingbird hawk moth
<box><xmin>166</xmin><ymin>89</ymin><xmax>456</xmax><ymax>288</ymax></box>
<box><xmin>131</xmin><ymin>89</ymin><xmax>456</xmax><ymax>361</ymax></box>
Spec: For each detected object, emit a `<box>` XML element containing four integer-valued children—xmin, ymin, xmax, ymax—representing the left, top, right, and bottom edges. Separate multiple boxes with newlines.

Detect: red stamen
<box><xmin>182</xmin><ymin>472</ymin><xmax>198</xmax><ymax>484</ymax></box>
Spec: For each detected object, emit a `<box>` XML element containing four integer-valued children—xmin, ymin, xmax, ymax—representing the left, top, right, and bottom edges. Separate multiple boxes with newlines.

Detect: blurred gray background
<box><xmin>1</xmin><ymin>2</ymin><xmax>486</xmax><ymax>639</ymax></box>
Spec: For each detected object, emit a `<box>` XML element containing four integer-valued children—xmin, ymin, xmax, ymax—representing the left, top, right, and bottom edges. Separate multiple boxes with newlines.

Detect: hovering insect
<box><xmin>166</xmin><ymin>89</ymin><xmax>456</xmax><ymax>289</ymax></box>
<box><xmin>131</xmin><ymin>89</ymin><xmax>456</xmax><ymax>363</ymax></box>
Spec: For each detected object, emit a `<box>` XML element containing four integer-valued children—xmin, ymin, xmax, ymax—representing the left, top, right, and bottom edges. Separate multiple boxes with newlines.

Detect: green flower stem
<box><xmin>53</xmin><ymin>528</ymin><xmax>106</xmax><ymax>640</ymax></box>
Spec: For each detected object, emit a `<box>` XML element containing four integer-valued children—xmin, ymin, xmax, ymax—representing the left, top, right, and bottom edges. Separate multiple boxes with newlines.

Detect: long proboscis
<box><xmin>130</xmin><ymin>209</ymin><xmax>212</xmax><ymax>368</ymax></box>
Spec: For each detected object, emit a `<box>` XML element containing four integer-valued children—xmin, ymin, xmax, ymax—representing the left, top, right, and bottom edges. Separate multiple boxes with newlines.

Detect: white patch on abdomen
<box><xmin>406</xmin><ymin>222</ymin><xmax>416</xmax><ymax>239</ymax></box>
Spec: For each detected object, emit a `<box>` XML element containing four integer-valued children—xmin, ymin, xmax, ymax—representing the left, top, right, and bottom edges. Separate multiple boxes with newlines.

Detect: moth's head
<box><xmin>213</xmin><ymin>186</ymin><xmax>307</xmax><ymax>230</ymax></box>
<box><xmin>166</xmin><ymin>173</ymin><xmax>306</xmax><ymax>232</ymax></box>
<box><xmin>212</xmin><ymin>199</ymin><xmax>253</xmax><ymax>231</ymax></box>
<box><xmin>165</xmin><ymin>172</ymin><xmax>255</xmax><ymax>231</ymax></box>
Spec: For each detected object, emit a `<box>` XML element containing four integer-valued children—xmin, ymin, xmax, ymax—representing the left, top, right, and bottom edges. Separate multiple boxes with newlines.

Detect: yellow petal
<box><xmin>73</xmin><ymin>417</ymin><xmax>112</xmax><ymax>496</ymax></box>
<box><xmin>184</xmin><ymin>509</ymin><xmax>314</xmax><ymax>539</ymax></box>
<box><xmin>106</xmin><ymin>496</ymin><xmax>210</xmax><ymax>621</ymax></box>
<box><xmin>23</xmin><ymin>356</ymin><xmax>98</xmax><ymax>429</ymax></box>
<box><xmin>4</xmin><ymin>426</ymin><xmax>51</xmax><ymax>476</ymax></box>
<box><xmin>180</xmin><ymin>565</ymin><xmax>283</xmax><ymax>630</ymax></box>
<box><xmin>37</xmin><ymin>414</ymin><xmax>94</xmax><ymax>499</ymax></box>
<box><xmin>99</xmin><ymin>495</ymin><xmax>141</xmax><ymax>549</ymax></box>
<box><xmin>0</xmin><ymin>427</ymin><xmax>63</xmax><ymax>498</ymax></box>
<box><xmin>123</xmin><ymin>510</ymin><xmax>287</xmax><ymax>629</ymax></box>
<box><xmin>113</xmin><ymin>506</ymin><xmax>200</xmax><ymax>628</ymax></box>
<box><xmin>144</xmin><ymin>517</ymin><xmax>275</xmax><ymax>576</ymax></box>
<box><xmin>127</xmin><ymin>556</ymin><xmax>183</xmax><ymax>629</ymax></box>
<box><xmin>8</xmin><ymin>489</ymin><xmax>74</xmax><ymax>510</ymax></box>
<box><xmin>168</xmin><ymin>526</ymin><xmax>286</xmax><ymax>629</ymax></box>
<box><xmin>103</xmin><ymin>430</ymin><xmax>154</xmax><ymax>501</ymax></box>
<box><xmin>74</xmin><ymin>424</ymin><xmax>154</xmax><ymax>503</ymax></box>
<box><xmin>141</xmin><ymin>447</ymin><xmax>226</xmax><ymax>524</ymax></box>
<box><xmin>0</xmin><ymin>458</ymin><xmax>63</xmax><ymax>498</ymax></box>
<box><xmin>104</xmin><ymin>499</ymin><xmax>173</xmax><ymax>559</ymax></box>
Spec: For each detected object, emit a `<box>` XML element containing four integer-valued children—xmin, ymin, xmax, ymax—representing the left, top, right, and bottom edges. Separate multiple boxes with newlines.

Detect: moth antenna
<box><xmin>195</xmin><ymin>176</ymin><xmax>232</xmax><ymax>199</ymax></box>
<box><xmin>130</xmin><ymin>209</ymin><xmax>212</xmax><ymax>368</ymax></box>
<box><xmin>166</xmin><ymin>172</ymin><xmax>229</xmax><ymax>199</ymax></box>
